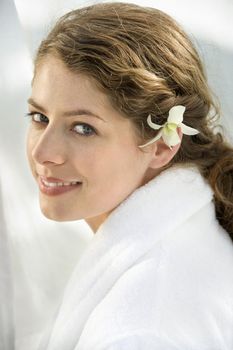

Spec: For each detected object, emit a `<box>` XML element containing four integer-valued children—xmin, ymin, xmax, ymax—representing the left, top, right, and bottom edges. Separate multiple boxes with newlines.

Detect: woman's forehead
<box><xmin>33</xmin><ymin>58</ymin><xmax>108</xmax><ymax>109</ymax></box>
<box><xmin>31</xmin><ymin>57</ymin><xmax>133</xmax><ymax>126</ymax></box>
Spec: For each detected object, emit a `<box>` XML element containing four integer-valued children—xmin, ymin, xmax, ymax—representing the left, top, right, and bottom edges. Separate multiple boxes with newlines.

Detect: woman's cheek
<box><xmin>26</xmin><ymin>129</ymin><xmax>37</xmax><ymax>167</ymax></box>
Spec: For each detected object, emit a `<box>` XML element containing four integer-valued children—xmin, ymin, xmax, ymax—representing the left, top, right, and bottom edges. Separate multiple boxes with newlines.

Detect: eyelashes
<box><xmin>72</xmin><ymin>123</ymin><xmax>96</xmax><ymax>136</ymax></box>
<box><xmin>26</xmin><ymin>112</ymin><xmax>48</xmax><ymax>123</ymax></box>
<box><xmin>25</xmin><ymin>112</ymin><xmax>97</xmax><ymax>137</ymax></box>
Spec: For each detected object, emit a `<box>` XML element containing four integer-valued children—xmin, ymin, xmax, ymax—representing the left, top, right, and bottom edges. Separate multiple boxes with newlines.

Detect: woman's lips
<box><xmin>38</xmin><ymin>176</ymin><xmax>82</xmax><ymax>196</ymax></box>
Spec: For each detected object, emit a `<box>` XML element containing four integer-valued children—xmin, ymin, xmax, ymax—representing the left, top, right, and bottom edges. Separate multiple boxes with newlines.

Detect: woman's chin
<box><xmin>40</xmin><ymin>203</ymin><xmax>81</xmax><ymax>222</ymax></box>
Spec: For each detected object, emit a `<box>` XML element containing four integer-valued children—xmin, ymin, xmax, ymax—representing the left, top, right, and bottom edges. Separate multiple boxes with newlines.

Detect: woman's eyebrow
<box><xmin>27</xmin><ymin>97</ymin><xmax>106</xmax><ymax>122</ymax></box>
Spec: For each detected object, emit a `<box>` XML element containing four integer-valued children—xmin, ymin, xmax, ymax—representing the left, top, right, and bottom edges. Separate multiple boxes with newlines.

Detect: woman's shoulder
<box><xmin>78</xmin><ymin>252</ymin><xmax>233</xmax><ymax>349</ymax></box>
<box><xmin>77</xmin><ymin>201</ymin><xmax>233</xmax><ymax>349</ymax></box>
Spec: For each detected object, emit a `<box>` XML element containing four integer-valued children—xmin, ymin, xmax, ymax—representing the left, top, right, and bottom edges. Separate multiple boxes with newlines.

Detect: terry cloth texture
<box><xmin>37</xmin><ymin>165</ymin><xmax>233</xmax><ymax>350</ymax></box>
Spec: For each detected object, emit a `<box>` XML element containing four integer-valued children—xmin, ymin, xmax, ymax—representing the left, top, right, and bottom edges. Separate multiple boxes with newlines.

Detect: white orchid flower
<box><xmin>139</xmin><ymin>105</ymin><xmax>199</xmax><ymax>149</ymax></box>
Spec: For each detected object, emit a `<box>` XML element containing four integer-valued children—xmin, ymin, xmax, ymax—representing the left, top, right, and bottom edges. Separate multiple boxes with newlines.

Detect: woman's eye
<box><xmin>25</xmin><ymin>113</ymin><xmax>96</xmax><ymax>136</ymax></box>
<box><xmin>26</xmin><ymin>112</ymin><xmax>49</xmax><ymax>124</ymax></box>
<box><xmin>73</xmin><ymin>123</ymin><xmax>96</xmax><ymax>136</ymax></box>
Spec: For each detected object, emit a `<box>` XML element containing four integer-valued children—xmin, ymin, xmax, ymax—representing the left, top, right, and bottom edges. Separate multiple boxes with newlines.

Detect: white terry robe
<box><xmin>37</xmin><ymin>165</ymin><xmax>233</xmax><ymax>350</ymax></box>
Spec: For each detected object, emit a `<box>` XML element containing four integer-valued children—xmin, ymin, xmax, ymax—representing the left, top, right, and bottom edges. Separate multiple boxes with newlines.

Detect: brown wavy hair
<box><xmin>33</xmin><ymin>2</ymin><xmax>233</xmax><ymax>239</ymax></box>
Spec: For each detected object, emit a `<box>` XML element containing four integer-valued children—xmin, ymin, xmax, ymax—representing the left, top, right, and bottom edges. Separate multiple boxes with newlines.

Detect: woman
<box><xmin>26</xmin><ymin>2</ymin><xmax>233</xmax><ymax>349</ymax></box>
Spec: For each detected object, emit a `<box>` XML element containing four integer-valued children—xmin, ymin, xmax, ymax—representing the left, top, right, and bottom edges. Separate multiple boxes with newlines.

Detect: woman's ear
<box><xmin>148</xmin><ymin>128</ymin><xmax>183</xmax><ymax>169</ymax></box>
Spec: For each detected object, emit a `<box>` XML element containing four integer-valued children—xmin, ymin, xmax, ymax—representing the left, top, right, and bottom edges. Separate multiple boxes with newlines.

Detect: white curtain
<box><xmin>0</xmin><ymin>182</ymin><xmax>14</xmax><ymax>350</ymax></box>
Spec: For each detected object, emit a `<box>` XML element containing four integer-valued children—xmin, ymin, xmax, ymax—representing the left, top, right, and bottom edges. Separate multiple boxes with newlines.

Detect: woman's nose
<box><xmin>31</xmin><ymin>126</ymin><xmax>67</xmax><ymax>166</ymax></box>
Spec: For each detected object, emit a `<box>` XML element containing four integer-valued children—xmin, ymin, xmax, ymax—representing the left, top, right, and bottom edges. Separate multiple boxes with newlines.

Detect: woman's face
<box><xmin>27</xmin><ymin>56</ymin><xmax>156</xmax><ymax>232</ymax></box>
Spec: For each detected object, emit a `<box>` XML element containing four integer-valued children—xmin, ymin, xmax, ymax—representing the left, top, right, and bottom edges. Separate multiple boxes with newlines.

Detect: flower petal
<box><xmin>138</xmin><ymin>130</ymin><xmax>163</xmax><ymax>148</ymax></box>
<box><xmin>167</xmin><ymin>105</ymin><xmax>185</xmax><ymax>125</ymax></box>
<box><xmin>180</xmin><ymin>123</ymin><xmax>199</xmax><ymax>135</ymax></box>
<box><xmin>162</xmin><ymin>128</ymin><xmax>181</xmax><ymax>148</ymax></box>
<box><xmin>147</xmin><ymin>114</ymin><xmax>164</xmax><ymax>130</ymax></box>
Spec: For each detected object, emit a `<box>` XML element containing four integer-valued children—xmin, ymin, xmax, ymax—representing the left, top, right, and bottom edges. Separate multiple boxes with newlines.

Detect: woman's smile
<box><xmin>38</xmin><ymin>175</ymin><xmax>83</xmax><ymax>196</ymax></box>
